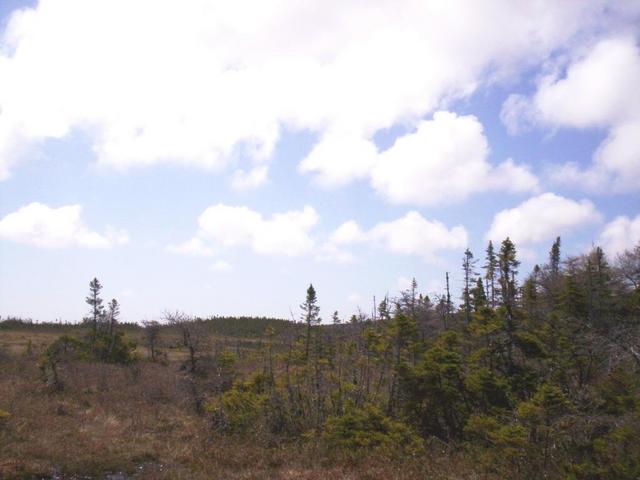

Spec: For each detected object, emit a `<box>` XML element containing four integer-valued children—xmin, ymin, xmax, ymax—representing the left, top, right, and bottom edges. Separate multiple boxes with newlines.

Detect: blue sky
<box><xmin>0</xmin><ymin>0</ymin><xmax>639</xmax><ymax>322</ymax></box>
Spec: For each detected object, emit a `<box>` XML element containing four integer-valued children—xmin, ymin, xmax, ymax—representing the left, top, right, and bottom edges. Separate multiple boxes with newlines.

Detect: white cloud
<box><xmin>0</xmin><ymin>202</ymin><xmax>128</xmax><ymax>248</ymax></box>
<box><xmin>1</xmin><ymin>0</ymin><xmax>635</xmax><ymax>185</ymax></box>
<box><xmin>371</xmin><ymin>112</ymin><xmax>538</xmax><ymax>205</ymax></box>
<box><xmin>329</xmin><ymin>220</ymin><xmax>367</xmax><ymax>245</ymax></box>
<box><xmin>486</xmin><ymin>193</ymin><xmax>601</xmax><ymax>246</ymax></box>
<box><xmin>370</xmin><ymin>212</ymin><xmax>468</xmax><ymax>260</ymax></box>
<box><xmin>598</xmin><ymin>215</ymin><xmax>640</xmax><ymax>256</ymax></box>
<box><xmin>299</xmin><ymin>131</ymin><xmax>378</xmax><ymax>187</ymax></box>
<box><xmin>315</xmin><ymin>243</ymin><xmax>357</xmax><ymax>264</ymax></box>
<box><xmin>173</xmin><ymin>204</ymin><xmax>318</xmax><ymax>257</ymax></box>
<box><xmin>230</xmin><ymin>165</ymin><xmax>269</xmax><ymax>190</ymax></box>
<box><xmin>502</xmin><ymin>37</ymin><xmax>640</xmax><ymax>192</ymax></box>
<box><xmin>209</xmin><ymin>260</ymin><xmax>233</xmax><ymax>272</ymax></box>
<box><xmin>325</xmin><ymin>211</ymin><xmax>468</xmax><ymax>263</ymax></box>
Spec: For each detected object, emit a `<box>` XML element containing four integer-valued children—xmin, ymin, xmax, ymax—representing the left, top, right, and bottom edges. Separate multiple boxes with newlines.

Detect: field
<box><xmin>0</xmin><ymin>322</ymin><xmax>476</xmax><ymax>480</ymax></box>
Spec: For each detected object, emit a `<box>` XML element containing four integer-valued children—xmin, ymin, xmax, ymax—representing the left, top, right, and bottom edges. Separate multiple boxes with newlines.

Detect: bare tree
<box><xmin>142</xmin><ymin>320</ymin><xmax>161</xmax><ymax>361</ymax></box>
<box><xmin>163</xmin><ymin>310</ymin><xmax>208</xmax><ymax>373</ymax></box>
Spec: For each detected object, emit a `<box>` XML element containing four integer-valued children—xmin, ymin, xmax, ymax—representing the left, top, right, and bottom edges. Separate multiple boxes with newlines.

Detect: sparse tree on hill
<box><xmin>86</xmin><ymin>278</ymin><xmax>104</xmax><ymax>337</ymax></box>
<box><xmin>301</xmin><ymin>284</ymin><xmax>320</xmax><ymax>359</ymax></box>
<box><xmin>484</xmin><ymin>241</ymin><xmax>498</xmax><ymax>308</ymax></box>
<box><xmin>462</xmin><ymin>248</ymin><xmax>478</xmax><ymax>323</ymax></box>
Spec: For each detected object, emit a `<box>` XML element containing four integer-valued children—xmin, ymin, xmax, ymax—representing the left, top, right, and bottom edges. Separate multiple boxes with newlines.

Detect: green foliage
<box><xmin>595</xmin><ymin>366</ymin><xmax>640</xmax><ymax>415</ymax></box>
<box><xmin>206</xmin><ymin>373</ymin><xmax>271</xmax><ymax>434</ymax></box>
<box><xmin>568</xmin><ymin>410</ymin><xmax>640</xmax><ymax>480</ymax></box>
<box><xmin>399</xmin><ymin>332</ymin><xmax>468</xmax><ymax>439</ymax></box>
<box><xmin>322</xmin><ymin>403</ymin><xmax>421</xmax><ymax>455</ymax></box>
<box><xmin>465</xmin><ymin>368</ymin><xmax>511</xmax><ymax>412</ymax></box>
<box><xmin>88</xmin><ymin>330</ymin><xmax>136</xmax><ymax>364</ymax></box>
<box><xmin>517</xmin><ymin>384</ymin><xmax>570</xmax><ymax>425</ymax></box>
<box><xmin>465</xmin><ymin>414</ymin><xmax>529</xmax><ymax>475</ymax></box>
<box><xmin>514</xmin><ymin>331</ymin><xmax>546</xmax><ymax>358</ymax></box>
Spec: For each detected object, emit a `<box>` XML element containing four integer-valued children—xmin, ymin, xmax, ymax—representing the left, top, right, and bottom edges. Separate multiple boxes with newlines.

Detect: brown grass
<box><xmin>0</xmin><ymin>335</ymin><xmax>480</xmax><ymax>480</ymax></box>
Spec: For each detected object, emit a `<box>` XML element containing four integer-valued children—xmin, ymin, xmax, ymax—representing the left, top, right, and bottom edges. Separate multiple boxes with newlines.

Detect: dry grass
<box><xmin>0</xmin><ymin>334</ymin><xmax>480</xmax><ymax>480</ymax></box>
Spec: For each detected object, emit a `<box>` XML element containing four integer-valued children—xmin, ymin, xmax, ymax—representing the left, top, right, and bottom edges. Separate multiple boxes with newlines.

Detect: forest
<box><xmin>0</xmin><ymin>236</ymin><xmax>639</xmax><ymax>479</ymax></box>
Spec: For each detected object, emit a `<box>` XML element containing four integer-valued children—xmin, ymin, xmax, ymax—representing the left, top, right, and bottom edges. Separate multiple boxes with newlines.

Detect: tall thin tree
<box><xmin>462</xmin><ymin>248</ymin><xmax>478</xmax><ymax>323</ymax></box>
<box><xmin>301</xmin><ymin>284</ymin><xmax>320</xmax><ymax>359</ymax></box>
<box><xmin>86</xmin><ymin>278</ymin><xmax>104</xmax><ymax>338</ymax></box>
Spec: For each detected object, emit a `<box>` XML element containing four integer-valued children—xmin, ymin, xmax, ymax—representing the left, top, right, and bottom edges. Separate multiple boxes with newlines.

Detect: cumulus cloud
<box><xmin>230</xmin><ymin>165</ymin><xmax>269</xmax><ymax>190</ymax></box>
<box><xmin>0</xmin><ymin>0</ymin><xmax>635</xmax><ymax>186</ymax></box>
<box><xmin>329</xmin><ymin>220</ymin><xmax>367</xmax><ymax>245</ymax></box>
<box><xmin>171</xmin><ymin>204</ymin><xmax>318</xmax><ymax>257</ymax></box>
<box><xmin>325</xmin><ymin>211</ymin><xmax>468</xmax><ymax>262</ymax></box>
<box><xmin>371</xmin><ymin>112</ymin><xmax>538</xmax><ymax>205</ymax></box>
<box><xmin>598</xmin><ymin>215</ymin><xmax>640</xmax><ymax>256</ymax></box>
<box><xmin>0</xmin><ymin>202</ymin><xmax>128</xmax><ymax>248</ymax></box>
<box><xmin>501</xmin><ymin>37</ymin><xmax>640</xmax><ymax>192</ymax></box>
<box><xmin>486</xmin><ymin>193</ymin><xmax>601</xmax><ymax>246</ymax></box>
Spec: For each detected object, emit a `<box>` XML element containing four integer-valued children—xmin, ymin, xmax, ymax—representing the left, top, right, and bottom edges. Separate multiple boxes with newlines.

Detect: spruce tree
<box><xmin>86</xmin><ymin>278</ymin><xmax>104</xmax><ymax>337</ymax></box>
<box><xmin>378</xmin><ymin>295</ymin><xmax>391</xmax><ymax>321</ymax></box>
<box><xmin>462</xmin><ymin>248</ymin><xmax>478</xmax><ymax>323</ymax></box>
<box><xmin>471</xmin><ymin>277</ymin><xmax>487</xmax><ymax>312</ymax></box>
<box><xmin>550</xmin><ymin>237</ymin><xmax>561</xmax><ymax>278</ymax></box>
<box><xmin>484</xmin><ymin>241</ymin><xmax>498</xmax><ymax>308</ymax></box>
<box><xmin>301</xmin><ymin>284</ymin><xmax>320</xmax><ymax>359</ymax></box>
<box><xmin>498</xmin><ymin>237</ymin><xmax>520</xmax><ymax>371</ymax></box>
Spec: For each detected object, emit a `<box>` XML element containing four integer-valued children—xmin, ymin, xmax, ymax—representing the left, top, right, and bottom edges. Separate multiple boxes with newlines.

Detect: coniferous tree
<box><xmin>107</xmin><ymin>299</ymin><xmax>119</xmax><ymax>337</ymax></box>
<box><xmin>410</xmin><ymin>278</ymin><xmax>418</xmax><ymax>319</ymax></box>
<box><xmin>462</xmin><ymin>248</ymin><xmax>478</xmax><ymax>323</ymax></box>
<box><xmin>498</xmin><ymin>237</ymin><xmax>520</xmax><ymax>313</ymax></box>
<box><xmin>378</xmin><ymin>295</ymin><xmax>391</xmax><ymax>322</ymax></box>
<box><xmin>445</xmin><ymin>272</ymin><xmax>452</xmax><ymax>319</ymax></box>
<box><xmin>498</xmin><ymin>238</ymin><xmax>520</xmax><ymax>371</ymax></box>
<box><xmin>484</xmin><ymin>241</ymin><xmax>498</xmax><ymax>308</ymax></box>
<box><xmin>471</xmin><ymin>277</ymin><xmax>487</xmax><ymax>312</ymax></box>
<box><xmin>550</xmin><ymin>237</ymin><xmax>561</xmax><ymax>278</ymax></box>
<box><xmin>301</xmin><ymin>284</ymin><xmax>320</xmax><ymax>359</ymax></box>
<box><xmin>86</xmin><ymin>278</ymin><xmax>104</xmax><ymax>338</ymax></box>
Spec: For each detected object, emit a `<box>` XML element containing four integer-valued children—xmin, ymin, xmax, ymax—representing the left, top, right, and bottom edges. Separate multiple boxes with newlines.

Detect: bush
<box><xmin>322</xmin><ymin>403</ymin><xmax>421</xmax><ymax>455</ymax></box>
<box><xmin>206</xmin><ymin>375</ymin><xmax>268</xmax><ymax>434</ymax></box>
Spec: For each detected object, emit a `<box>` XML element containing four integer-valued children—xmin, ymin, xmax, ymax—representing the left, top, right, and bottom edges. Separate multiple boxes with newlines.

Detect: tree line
<box><xmin>32</xmin><ymin>236</ymin><xmax>640</xmax><ymax>479</ymax></box>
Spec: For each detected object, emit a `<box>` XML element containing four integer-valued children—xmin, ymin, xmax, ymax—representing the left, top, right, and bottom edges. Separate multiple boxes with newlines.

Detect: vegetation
<box><xmin>0</xmin><ymin>238</ymin><xmax>638</xmax><ymax>479</ymax></box>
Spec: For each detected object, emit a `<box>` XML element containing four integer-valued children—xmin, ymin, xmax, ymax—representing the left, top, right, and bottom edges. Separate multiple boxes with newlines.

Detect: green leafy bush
<box><xmin>322</xmin><ymin>403</ymin><xmax>421</xmax><ymax>455</ymax></box>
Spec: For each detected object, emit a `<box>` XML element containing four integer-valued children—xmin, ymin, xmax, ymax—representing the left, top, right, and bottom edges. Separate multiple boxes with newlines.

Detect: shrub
<box><xmin>322</xmin><ymin>403</ymin><xmax>421</xmax><ymax>455</ymax></box>
<box><xmin>206</xmin><ymin>375</ymin><xmax>268</xmax><ymax>434</ymax></box>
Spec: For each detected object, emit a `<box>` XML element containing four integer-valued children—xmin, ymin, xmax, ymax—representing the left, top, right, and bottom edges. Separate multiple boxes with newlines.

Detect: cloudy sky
<box><xmin>0</xmin><ymin>0</ymin><xmax>639</xmax><ymax>322</ymax></box>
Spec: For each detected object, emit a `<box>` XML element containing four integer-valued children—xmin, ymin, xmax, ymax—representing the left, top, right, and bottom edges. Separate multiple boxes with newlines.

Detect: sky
<box><xmin>0</xmin><ymin>0</ymin><xmax>639</xmax><ymax>323</ymax></box>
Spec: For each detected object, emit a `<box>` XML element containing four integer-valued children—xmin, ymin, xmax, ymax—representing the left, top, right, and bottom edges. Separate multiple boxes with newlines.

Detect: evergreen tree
<box><xmin>549</xmin><ymin>237</ymin><xmax>561</xmax><ymax>278</ymax></box>
<box><xmin>107</xmin><ymin>299</ymin><xmax>119</xmax><ymax>336</ymax></box>
<box><xmin>586</xmin><ymin>246</ymin><xmax>612</xmax><ymax>329</ymax></box>
<box><xmin>301</xmin><ymin>284</ymin><xmax>320</xmax><ymax>359</ymax></box>
<box><xmin>86</xmin><ymin>278</ymin><xmax>104</xmax><ymax>337</ymax></box>
<box><xmin>471</xmin><ymin>277</ymin><xmax>487</xmax><ymax>312</ymax></box>
<box><xmin>462</xmin><ymin>248</ymin><xmax>478</xmax><ymax>323</ymax></box>
<box><xmin>498</xmin><ymin>238</ymin><xmax>520</xmax><ymax>313</ymax></box>
<box><xmin>378</xmin><ymin>295</ymin><xmax>391</xmax><ymax>322</ymax></box>
<box><xmin>445</xmin><ymin>272</ymin><xmax>452</xmax><ymax>319</ymax></box>
<box><xmin>484</xmin><ymin>241</ymin><xmax>498</xmax><ymax>308</ymax></box>
<box><xmin>498</xmin><ymin>238</ymin><xmax>520</xmax><ymax>371</ymax></box>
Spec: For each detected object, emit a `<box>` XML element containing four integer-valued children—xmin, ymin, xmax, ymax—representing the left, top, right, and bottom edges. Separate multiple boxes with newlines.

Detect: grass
<box><xmin>0</xmin><ymin>329</ymin><xmax>480</xmax><ymax>480</ymax></box>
